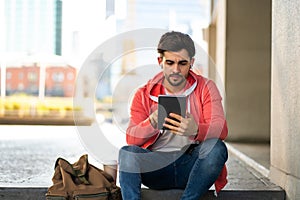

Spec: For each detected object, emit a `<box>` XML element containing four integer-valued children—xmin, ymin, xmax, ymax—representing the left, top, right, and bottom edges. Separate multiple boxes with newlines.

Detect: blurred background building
<box><xmin>3</xmin><ymin>65</ymin><xmax>75</xmax><ymax>97</ymax></box>
<box><xmin>60</xmin><ymin>0</ymin><xmax>211</xmax><ymax>101</ymax></box>
<box><xmin>0</xmin><ymin>0</ymin><xmax>62</xmax><ymax>55</ymax></box>
<box><xmin>0</xmin><ymin>0</ymin><xmax>211</xmax><ymax>98</ymax></box>
<box><xmin>0</xmin><ymin>0</ymin><xmax>66</xmax><ymax>98</ymax></box>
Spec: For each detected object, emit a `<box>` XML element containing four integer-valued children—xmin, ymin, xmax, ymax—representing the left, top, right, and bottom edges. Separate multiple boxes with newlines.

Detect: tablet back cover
<box><xmin>157</xmin><ymin>95</ymin><xmax>187</xmax><ymax>130</ymax></box>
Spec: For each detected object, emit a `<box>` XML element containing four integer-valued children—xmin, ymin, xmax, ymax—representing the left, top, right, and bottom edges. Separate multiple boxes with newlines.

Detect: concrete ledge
<box><xmin>142</xmin><ymin>188</ymin><xmax>285</xmax><ymax>200</ymax></box>
<box><xmin>0</xmin><ymin>144</ymin><xmax>285</xmax><ymax>200</ymax></box>
<box><xmin>0</xmin><ymin>187</ymin><xmax>47</xmax><ymax>200</ymax></box>
<box><xmin>0</xmin><ymin>187</ymin><xmax>285</xmax><ymax>200</ymax></box>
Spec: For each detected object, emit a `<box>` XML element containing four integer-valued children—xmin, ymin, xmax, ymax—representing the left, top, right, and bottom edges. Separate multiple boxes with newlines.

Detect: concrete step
<box><xmin>0</xmin><ymin>135</ymin><xmax>285</xmax><ymax>200</ymax></box>
<box><xmin>0</xmin><ymin>152</ymin><xmax>285</xmax><ymax>200</ymax></box>
<box><xmin>142</xmin><ymin>188</ymin><xmax>285</xmax><ymax>200</ymax></box>
<box><xmin>0</xmin><ymin>186</ymin><xmax>285</xmax><ymax>200</ymax></box>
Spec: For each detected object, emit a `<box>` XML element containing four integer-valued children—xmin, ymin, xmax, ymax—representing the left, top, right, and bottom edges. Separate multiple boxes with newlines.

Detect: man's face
<box><xmin>159</xmin><ymin>49</ymin><xmax>194</xmax><ymax>88</ymax></box>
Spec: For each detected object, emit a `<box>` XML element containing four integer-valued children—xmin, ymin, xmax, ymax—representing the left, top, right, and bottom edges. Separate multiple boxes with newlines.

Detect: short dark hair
<box><xmin>157</xmin><ymin>31</ymin><xmax>195</xmax><ymax>59</ymax></box>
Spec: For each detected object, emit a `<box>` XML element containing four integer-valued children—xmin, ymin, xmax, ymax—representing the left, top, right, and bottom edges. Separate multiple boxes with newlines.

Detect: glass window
<box><xmin>18</xmin><ymin>72</ymin><xmax>23</xmax><ymax>80</ymax></box>
<box><xmin>6</xmin><ymin>83</ymin><xmax>11</xmax><ymax>90</ymax></box>
<box><xmin>17</xmin><ymin>83</ymin><xmax>24</xmax><ymax>90</ymax></box>
<box><xmin>28</xmin><ymin>72</ymin><xmax>37</xmax><ymax>81</ymax></box>
<box><xmin>52</xmin><ymin>72</ymin><xmax>64</xmax><ymax>82</ymax></box>
<box><xmin>6</xmin><ymin>72</ymin><xmax>12</xmax><ymax>79</ymax></box>
<box><xmin>67</xmin><ymin>72</ymin><xmax>74</xmax><ymax>80</ymax></box>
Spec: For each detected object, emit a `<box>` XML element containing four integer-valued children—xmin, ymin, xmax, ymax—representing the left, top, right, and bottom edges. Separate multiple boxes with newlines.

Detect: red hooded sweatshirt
<box><xmin>126</xmin><ymin>70</ymin><xmax>228</xmax><ymax>193</ymax></box>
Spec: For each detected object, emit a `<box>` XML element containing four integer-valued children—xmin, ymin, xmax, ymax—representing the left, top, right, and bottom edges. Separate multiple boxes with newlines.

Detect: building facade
<box><xmin>1</xmin><ymin>0</ymin><xmax>62</xmax><ymax>55</ymax></box>
<box><xmin>4</xmin><ymin>65</ymin><xmax>76</xmax><ymax>97</ymax></box>
<box><xmin>45</xmin><ymin>66</ymin><xmax>76</xmax><ymax>97</ymax></box>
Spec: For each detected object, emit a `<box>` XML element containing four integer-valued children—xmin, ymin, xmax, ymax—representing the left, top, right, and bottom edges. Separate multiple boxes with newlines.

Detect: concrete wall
<box><xmin>213</xmin><ymin>0</ymin><xmax>227</xmax><ymax>104</ymax></box>
<box><xmin>209</xmin><ymin>0</ymin><xmax>272</xmax><ymax>142</ymax></box>
<box><xmin>270</xmin><ymin>0</ymin><xmax>300</xmax><ymax>199</ymax></box>
<box><xmin>207</xmin><ymin>0</ymin><xmax>227</xmax><ymax>109</ymax></box>
<box><xmin>226</xmin><ymin>0</ymin><xmax>271</xmax><ymax>142</ymax></box>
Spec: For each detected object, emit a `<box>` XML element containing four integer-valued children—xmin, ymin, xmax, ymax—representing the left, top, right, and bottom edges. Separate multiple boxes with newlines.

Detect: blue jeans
<box><xmin>118</xmin><ymin>139</ymin><xmax>228</xmax><ymax>200</ymax></box>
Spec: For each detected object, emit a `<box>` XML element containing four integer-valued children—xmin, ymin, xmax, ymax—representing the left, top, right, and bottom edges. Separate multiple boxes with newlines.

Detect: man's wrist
<box><xmin>149</xmin><ymin>116</ymin><xmax>157</xmax><ymax>128</ymax></box>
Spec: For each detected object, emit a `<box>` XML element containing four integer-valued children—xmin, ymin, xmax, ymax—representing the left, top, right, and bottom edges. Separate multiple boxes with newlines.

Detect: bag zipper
<box><xmin>46</xmin><ymin>196</ymin><xmax>67</xmax><ymax>200</ymax></box>
<box><xmin>74</xmin><ymin>192</ymin><xmax>110</xmax><ymax>199</ymax></box>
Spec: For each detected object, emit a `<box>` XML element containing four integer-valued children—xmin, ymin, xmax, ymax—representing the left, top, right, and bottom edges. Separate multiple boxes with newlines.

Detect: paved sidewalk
<box><xmin>0</xmin><ymin>125</ymin><xmax>88</xmax><ymax>187</ymax></box>
<box><xmin>227</xmin><ymin>142</ymin><xmax>270</xmax><ymax>169</ymax></box>
<box><xmin>0</xmin><ymin>125</ymin><xmax>284</xmax><ymax>199</ymax></box>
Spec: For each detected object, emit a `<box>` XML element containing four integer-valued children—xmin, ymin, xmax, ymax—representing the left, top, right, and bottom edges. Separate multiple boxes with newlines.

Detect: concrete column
<box><xmin>214</xmin><ymin>0</ymin><xmax>227</xmax><ymax>102</ymax></box>
<box><xmin>38</xmin><ymin>64</ymin><xmax>46</xmax><ymax>100</ymax></box>
<box><xmin>207</xmin><ymin>0</ymin><xmax>227</xmax><ymax>109</ymax></box>
<box><xmin>224</xmin><ymin>0</ymin><xmax>272</xmax><ymax>141</ymax></box>
<box><xmin>270</xmin><ymin>0</ymin><xmax>300</xmax><ymax>199</ymax></box>
<box><xmin>207</xmin><ymin>24</ymin><xmax>216</xmax><ymax>82</ymax></box>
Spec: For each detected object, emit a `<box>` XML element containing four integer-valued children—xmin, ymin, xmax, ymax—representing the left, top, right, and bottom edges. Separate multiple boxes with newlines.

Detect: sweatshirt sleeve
<box><xmin>193</xmin><ymin>80</ymin><xmax>228</xmax><ymax>141</ymax></box>
<box><xmin>126</xmin><ymin>88</ymin><xmax>159</xmax><ymax>146</ymax></box>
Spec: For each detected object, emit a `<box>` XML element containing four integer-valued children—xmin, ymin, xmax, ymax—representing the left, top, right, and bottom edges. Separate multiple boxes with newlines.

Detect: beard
<box><xmin>166</xmin><ymin>73</ymin><xmax>186</xmax><ymax>86</ymax></box>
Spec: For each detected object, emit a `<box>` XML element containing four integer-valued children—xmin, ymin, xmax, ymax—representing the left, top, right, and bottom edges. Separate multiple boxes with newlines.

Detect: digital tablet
<box><xmin>157</xmin><ymin>95</ymin><xmax>187</xmax><ymax>130</ymax></box>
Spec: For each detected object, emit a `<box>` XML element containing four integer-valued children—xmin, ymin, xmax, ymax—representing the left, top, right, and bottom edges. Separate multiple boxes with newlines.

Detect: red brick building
<box><xmin>4</xmin><ymin>65</ymin><xmax>76</xmax><ymax>97</ymax></box>
<box><xmin>45</xmin><ymin>66</ymin><xmax>76</xmax><ymax>97</ymax></box>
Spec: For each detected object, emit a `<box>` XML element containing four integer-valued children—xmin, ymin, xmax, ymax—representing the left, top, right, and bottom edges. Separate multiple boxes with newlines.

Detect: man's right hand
<box><xmin>149</xmin><ymin>110</ymin><xmax>158</xmax><ymax>128</ymax></box>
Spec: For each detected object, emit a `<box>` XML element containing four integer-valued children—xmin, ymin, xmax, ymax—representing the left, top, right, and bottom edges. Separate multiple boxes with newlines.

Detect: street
<box><xmin>0</xmin><ymin>125</ymin><xmax>106</xmax><ymax>187</ymax></box>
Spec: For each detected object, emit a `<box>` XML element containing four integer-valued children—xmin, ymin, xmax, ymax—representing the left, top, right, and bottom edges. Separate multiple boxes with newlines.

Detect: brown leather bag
<box><xmin>46</xmin><ymin>154</ymin><xmax>122</xmax><ymax>200</ymax></box>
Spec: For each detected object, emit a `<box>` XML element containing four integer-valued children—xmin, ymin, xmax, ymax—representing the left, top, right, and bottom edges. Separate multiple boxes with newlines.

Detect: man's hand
<box><xmin>149</xmin><ymin>110</ymin><xmax>158</xmax><ymax>128</ymax></box>
<box><xmin>163</xmin><ymin>113</ymin><xmax>198</xmax><ymax>136</ymax></box>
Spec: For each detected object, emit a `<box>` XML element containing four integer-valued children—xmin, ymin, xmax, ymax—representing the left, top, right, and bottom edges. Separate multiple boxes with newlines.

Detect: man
<box><xmin>118</xmin><ymin>31</ymin><xmax>228</xmax><ymax>200</ymax></box>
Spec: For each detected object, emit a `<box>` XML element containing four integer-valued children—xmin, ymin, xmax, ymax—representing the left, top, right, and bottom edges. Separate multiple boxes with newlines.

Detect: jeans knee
<box><xmin>119</xmin><ymin>145</ymin><xmax>148</xmax><ymax>163</ymax></box>
<box><xmin>215</xmin><ymin>140</ymin><xmax>228</xmax><ymax>159</ymax></box>
<box><xmin>119</xmin><ymin>145</ymin><xmax>138</xmax><ymax>161</ymax></box>
<box><xmin>119</xmin><ymin>145</ymin><xmax>149</xmax><ymax>173</ymax></box>
<box><xmin>210</xmin><ymin>140</ymin><xmax>228</xmax><ymax>166</ymax></box>
<box><xmin>198</xmin><ymin>139</ymin><xmax>228</xmax><ymax>162</ymax></box>
<box><xmin>120</xmin><ymin>145</ymin><xmax>145</xmax><ymax>154</ymax></box>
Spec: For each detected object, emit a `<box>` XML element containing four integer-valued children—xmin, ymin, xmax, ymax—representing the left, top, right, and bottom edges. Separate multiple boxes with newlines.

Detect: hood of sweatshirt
<box><xmin>147</xmin><ymin>71</ymin><xmax>198</xmax><ymax>103</ymax></box>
